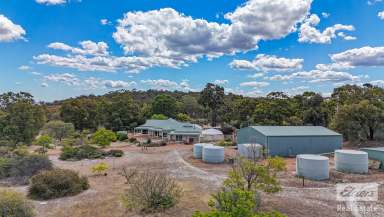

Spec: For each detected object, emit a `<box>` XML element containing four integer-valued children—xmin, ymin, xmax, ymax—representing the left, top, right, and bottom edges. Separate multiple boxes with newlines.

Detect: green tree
<box><xmin>34</xmin><ymin>135</ymin><xmax>53</xmax><ymax>154</ymax></box>
<box><xmin>105</xmin><ymin>95</ymin><xmax>141</xmax><ymax>131</ymax></box>
<box><xmin>332</xmin><ymin>100</ymin><xmax>384</xmax><ymax>141</ymax></box>
<box><xmin>181</xmin><ymin>95</ymin><xmax>203</xmax><ymax>118</ymax></box>
<box><xmin>151</xmin><ymin>114</ymin><xmax>168</xmax><ymax>120</ymax></box>
<box><xmin>60</xmin><ymin>98</ymin><xmax>98</xmax><ymax>131</ymax></box>
<box><xmin>151</xmin><ymin>94</ymin><xmax>178</xmax><ymax>118</ymax></box>
<box><xmin>42</xmin><ymin>120</ymin><xmax>75</xmax><ymax>142</ymax></box>
<box><xmin>199</xmin><ymin>83</ymin><xmax>225</xmax><ymax>127</ymax></box>
<box><xmin>1</xmin><ymin>101</ymin><xmax>46</xmax><ymax>146</ymax></box>
<box><xmin>175</xmin><ymin>113</ymin><xmax>192</xmax><ymax>122</ymax></box>
<box><xmin>91</xmin><ymin>128</ymin><xmax>117</xmax><ymax>147</ymax></box>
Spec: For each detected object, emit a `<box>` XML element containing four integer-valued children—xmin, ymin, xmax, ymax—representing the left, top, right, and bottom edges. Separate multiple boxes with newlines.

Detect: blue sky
<box><xmin>1</xmin><ymin>0</ymin><xmax>384</xmax><ymax>101</ymax></box>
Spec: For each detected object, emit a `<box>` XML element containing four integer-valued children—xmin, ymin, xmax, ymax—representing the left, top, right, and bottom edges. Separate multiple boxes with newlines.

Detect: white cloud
<box><xmin>337</xmin><ymin>32</ymin><xmax>356</xmax><ymax>41</ymax></box>
<box><xmin>48</xmin><ymin>41</ymin><xmax>109</xmax><ymax>56</ymax></box>
<box><xmin>291</xmin><ymin>70</ymin><xmax>359</xmax><ymax>83</ymax></box>
<box><xmin>330</xmin><ymin>46</ymin><xmax>384</xmax><ymax>67</ymax></box>
<box><xmin>213</xmin><ymin>80</ymin><xmax>229</xmax><ymax>85</ymax></box>
<box><xmin>248</xmin><ymin>73</ymin><xmax>264</xmax><ymax>78</ymax></box>
<box><xmin>240</xmin><ymin>81</ymin><xmax>270</xmax><ymax>88</ymax></box>
<box><xmin>378</xmin><ymin>11</ymin><xmax>384</xmax><ymax>20</ymax></box>
<box><xmin>0</xmin><ymin>15</ymin><xmax>26</xmax><ymax>42</ymax></box>
<box><xmin>370</xmin><ymin>80</ymin><xmax>384</xmax><ymax>86</ymax></box>
<box><xmin>287</xmin><ymin>86</ymin><xmax>309</xmax><ymax>95</ymax></box>
<box><xmin>230</xmin><ymin>54</ymin><xmax>303</xmax><ymax>71</ymax></box>
<box><xmin>321</xmin><ymin>12</ymin><xmax>330</xmax><ymax>18</ymax></box>
<box><xmin>18</xmin><ymin>65</ymin><xmax>31</xmax><ymax>71</ymax></box>
<box><xmin>100</xmin><ymin>19</ymin><xmax>111</xmax><ymax>25</ymax></box>
<box><xmin>103</xmin><ymin>80</ymin><xmax>136</xmax><ymax>88</ymax></box>
<box><xmin>41</xmin><ymin>82</ymin><xmax>49</xmax><ymax>87</ymax></box>
<box><xmin>267</xmin><ymin>74</ymin><xmax>292</xmax><ymax>81</ymax></box>
<box><xmin>30</xmin><ymin>71</ymin><xmax>41</xmax><ymax>76</ymax></box>
<box><xmin>112</xmin><ymin>0</ymin><xmax>311</xmax><ymax>67</ymax></box>
<box><xmin>141</xmin><ymin>79</ymin><xmax>179</xmax><ymax>89</ymax></box>
<box><xmin>315</xmin><ymin>62</ymin><xmax>354</xmax><ymax>71</ymax></box>
<box><xmin>44</xmin><ymin>73</ymin><xmax>80</xmax><ymax>86</ymax></box>
<box><xmin>36</xmin><ymin>0</ymin><xmax>66</xmax><ymax>5</ymax></box>
<box><xmin>298</xmin><ymin>14</ymin><xmax>355</xmax><ymax>44</ymax></box>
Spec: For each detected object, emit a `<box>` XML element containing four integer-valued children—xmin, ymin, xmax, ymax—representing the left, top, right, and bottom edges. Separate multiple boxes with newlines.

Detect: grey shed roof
<box><xmin>250</xmin><ymin>126</ymin><xmax>341</xmax><ymax>137</ymax></box>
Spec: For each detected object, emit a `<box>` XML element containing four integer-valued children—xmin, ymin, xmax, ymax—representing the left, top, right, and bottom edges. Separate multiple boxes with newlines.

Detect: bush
<box><xmin>28</xmin><ymin>169</ymin><xmax>89</xmax><ymax>200</ymax></box>
<box><xmin>0</xmin><ymin>154</ymin><xmax>52</xmax><ymax>185</ymax></box>
<box><xmin>122</xmin><ymin>170</ymin><xmax>182</xmax><ymax>213</ymax></box>
<box><xmin>0</xmin><ymin>190</ymin><xmax>35</xmax><ymax>217</ymax></box>
<box><xmin>91</xmin><ymin>128</ymin><xmax>117</xmax><ymax>147</ymax></box>
<box><xmin>59</xmin><ymin>145</ymin><xmax>105</xmax><ymax>161</ymax></box>
<box><xmin>91</xmin><ymin>162</ymin><xmax>109</xmax><ymax>175</ymax></box>
<box><xmin>216</xmin><ymin>140</ymin><xmax>234</xmax><ymax>147</ymax></box>
<box><xmin>116</xmin><ymin>131</ymin><xmax>128</xmax><ymax>141</ymax></box>
<box><xmin>106</xmin><ymin>149</ymin><xmax>124</xmax><ymax>157</ymax></box>
<box><xmin>150</xmin><ymin>114</ymin><xmax>168</xmax><ymax>120</ymax></box>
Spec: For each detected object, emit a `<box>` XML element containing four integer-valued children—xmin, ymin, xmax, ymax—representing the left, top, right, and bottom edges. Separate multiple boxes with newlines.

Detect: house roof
<box><xmin>136</xmin><ymin>118</ymin><xmax>202</xmax><ymax>134</ymax></box>
<box><xmin>249</xmin><ymin>126</ymin><xmax>341</xmax><ymax>137</ymax></box>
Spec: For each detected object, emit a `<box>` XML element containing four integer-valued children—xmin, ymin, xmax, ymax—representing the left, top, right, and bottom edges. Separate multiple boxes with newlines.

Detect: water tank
<box><xmin>238</xmin><ymin>144</ymin><xmax>263</xmax><ymax>160</ymax></box>
<box><xmin>335</xmin><ymin>150</ymin><xmax>368</xmax><ymax>174</ymax></box>
<box><xmin>296</xmin><ymin>154</ymin><xmax>329</xmax><ymax>180</ymax></box>
<box><xmin>202</xmin><ymin>146</ymin><xmax>225</xmax><ymax>163</ymax></box>
<box><xmin>193</xmin><ymin>143</ymin><xmax>212</xmax><ymax>159</ymax></box>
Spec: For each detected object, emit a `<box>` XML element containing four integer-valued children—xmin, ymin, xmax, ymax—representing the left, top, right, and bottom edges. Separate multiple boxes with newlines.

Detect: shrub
<box><xmin>0</xmin><ymin>154</ymin><xmax>52</xmax><ymax>185</ymax></box>
<box><xmin>33</xmin><ymin>135</ymin><xmax>53</xmax><ymax>154</ymax></box>
<box><xmin>150</xmin><ymin>114</ymin><xmax>168</xmax><ymax>120</ymax></box>
<box><xmin>106</xmin><ymin>149</ymin><xmax>124</xmax><ymax>157</ymax></box>
<box><xmin>216</xmin><ymin>140</ymin><xmax>234</xmax><ymax>147</ymax></box>
<box><xmin>122</xmin><ymin>170</ymin><xmax>182</xmax><ymax>213</ymax></box>
<box><xmin>0</xmin><ymin>190</ymin><xmax>35</xmax><ymax>217</ymax></box>
<box><xmin>91</xmin><ymin>162</ymin><xmax>109</xmax><ymax>175</ymax></box>
<box><xmin>28</xmin><ymin>169</ymin><xmax>89</xmax><ymax>200</ymax></box>
<box><xmin>91</xmin><ymin>128</ymin><xmax>117</xmax><ymax>147</ymax></box>
<box><xmin>59</xmin><ymin>145</ymin><xmax>105</xmax><ymax>161</ymax></box>
<box><xmin>116</xmin><ymin>131</ymin><xmax>128</xmax><ymax>141</ymax></box>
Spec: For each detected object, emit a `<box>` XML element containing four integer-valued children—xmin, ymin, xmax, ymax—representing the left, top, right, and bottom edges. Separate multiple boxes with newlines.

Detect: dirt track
<box><xmin>5</xmin><ymin>144</ymin><xmax>384</xmax><ymax>217</ymax></box>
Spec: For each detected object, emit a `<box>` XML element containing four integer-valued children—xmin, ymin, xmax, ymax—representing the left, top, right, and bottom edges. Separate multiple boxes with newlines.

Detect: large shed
<box><xmin>237</xmin><ymin>126</ymin><xmax>342</xmax><ymax>157</ymax></box>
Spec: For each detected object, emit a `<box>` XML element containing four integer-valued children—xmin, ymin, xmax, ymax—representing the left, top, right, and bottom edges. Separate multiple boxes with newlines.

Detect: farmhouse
<box><xmin>237</xmin><ymin>126</ymin><xmax>342</xmax><ymax>157</ymax></box>
<box><xmin>134</xmin><ymin>118</ymin><xmax>202</xmax><ymax>143</ymax></box>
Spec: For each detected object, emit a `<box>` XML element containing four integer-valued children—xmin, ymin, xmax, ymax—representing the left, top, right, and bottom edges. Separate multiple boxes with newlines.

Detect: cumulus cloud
<box><xmin>44</xmin><ymin>73</ymin><xmax>80</xmax><ymax>86</ymax></box>
<box><xmin>18</xmin><ymin>65</ymin><xmax>31</xmax><ymax>71</ymax></box>
<box><xmin>103</xmin><ymin>80</ymin><xmax>136</xmax><ymax>88</ymax></box>
<box><xmin>0</xmin><ymin>15</ymin><xmax>26</xmax><ymax>42</ymax></box>
<box><xmin>378</xmin><ymin>11</ymin><xmax>384</xmax><ymax>20</ymax></box>
<box><xmin>112</xmin><ymin>0</ymin><xmax>311</xmax><ymax>67</ymax></box>
<box><xmin>141</xmin><ymin>79</ymin><xmax>179</xmax><ymax>89</ymax></box>
<box><xmin>48</xmin><ymin>41</ymin><xmax>109</xmax><ymax>56</ymax></box>
<box><xmin>370</xmin><ymin>80</ymin><xmax>384</xmax><ymax>86</ymax></box>
<box><xmin>330</xmin><ymin>46</ymin><xmax>384</xmax><ymax>67</ymax></box>
<box><xmin>248</xmin><ymin>73</ymin><xmax>264</xmax><ymax>78</ymax></box>
<box><xmin>291</xmin><ymin>70</ymin><xmax>359</xmax><ymax>83</ymax></box>
<box><xmin>41</xmin><ymin>82</ymin><xmax>49</xmax><ymax>87</ymax></box>
<box><xmin>100</xmin><ymin>19</ymin><xmax>111</xmax><ymax>25</ymax></box>
<box><xmin>298</xmin><ymin>14</ymin><xmax>355</xmax><ymax>44</ymax></box>
<box><xmin>321</xmin><ymin>12</ymin><xmax>330</xmax><ymax>18</ymax></box>
<box><xmin>35</xmin><ymin>41</ymin><xmax>185</xmax><ymax>72</ymax></box>
<box><xmin>240</xmin><ymin>81</ymin><xmax>270</xmax><ymax>88</ymax></box>
<box><xmin>36</xmin><ymin>0</ymin><xmax>66</xmax><ymax>5</ymax></box>
<box><xmin>213</xmin><ymin>80</ymin><xmax>229</xmax><ymax>85</ymax></box>
<box><xmin>230</xmin><ymin>54</ymin><xmax>303</xmax><ymax>71</ymax></box>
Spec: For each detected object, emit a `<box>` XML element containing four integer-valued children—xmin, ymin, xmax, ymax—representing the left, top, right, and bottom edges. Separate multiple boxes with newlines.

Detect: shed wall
<box><xmin>237</xmin><ymin>127</ymin><xmax>267</xmax><ymax>146</ymax></box>
<box><xmin>268</xmin><ymin>135</ymin><xmax>342</xmax><ymax>156</ymax></box>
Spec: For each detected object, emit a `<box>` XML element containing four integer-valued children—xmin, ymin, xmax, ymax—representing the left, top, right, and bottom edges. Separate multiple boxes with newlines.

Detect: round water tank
<box><xmin>202</xmin><ymin>146</ymin><xmax>225</xmax><ymax>163</ymax></box>
<box><xmin>335</xmin><ymin>150</ymin><xmax>368</xmax><ymax>174</ymax></box>
<box><xmin>238</xmin><ymin>144</ymin><xmax>263</xmax><ymax>160</ymax></box>
<box><xmin>193</xmin><ymin>143</ymin><xmax>213</xmax><ymax>159</ymax></box>
<box><xmin>296</xmin><ymin>154</ymin><xmax>329</xmax><ymax>180</ymax></box>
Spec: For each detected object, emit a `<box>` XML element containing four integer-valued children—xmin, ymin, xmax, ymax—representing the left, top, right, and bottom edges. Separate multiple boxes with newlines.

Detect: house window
<box><xmin>176</xmin><ymin>135</ymin><xmax>183</xmax><ymax>141</ymax></box>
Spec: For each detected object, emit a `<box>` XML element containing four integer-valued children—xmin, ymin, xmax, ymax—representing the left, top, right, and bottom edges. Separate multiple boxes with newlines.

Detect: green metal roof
<box><xmin>249</xmin><ymin>126</ymin><xmax>341</xmax><ymax>137</ymax></box>
<box><xmin>136</xmin><ymin>118</ymin><xmax>202</xmax><ymax>134</ymax></box>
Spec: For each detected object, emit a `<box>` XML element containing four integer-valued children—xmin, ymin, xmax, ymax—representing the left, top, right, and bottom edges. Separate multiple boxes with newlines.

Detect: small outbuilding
<box><xmin>200</xmin><ymin>128</ymin><xmax>224</xmax><ymax>142</ymax></box>
<box><xmin>237</xmin><ymin>126</ymin><xmax>342</xmax><ymax>157</ymax></box>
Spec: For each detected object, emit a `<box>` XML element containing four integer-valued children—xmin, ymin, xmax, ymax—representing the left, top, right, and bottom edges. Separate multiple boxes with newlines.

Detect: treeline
<box><xmin>0</xmin><ymin>83</ymin><xmax>383</xmax><ymax>147</ymax></box>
